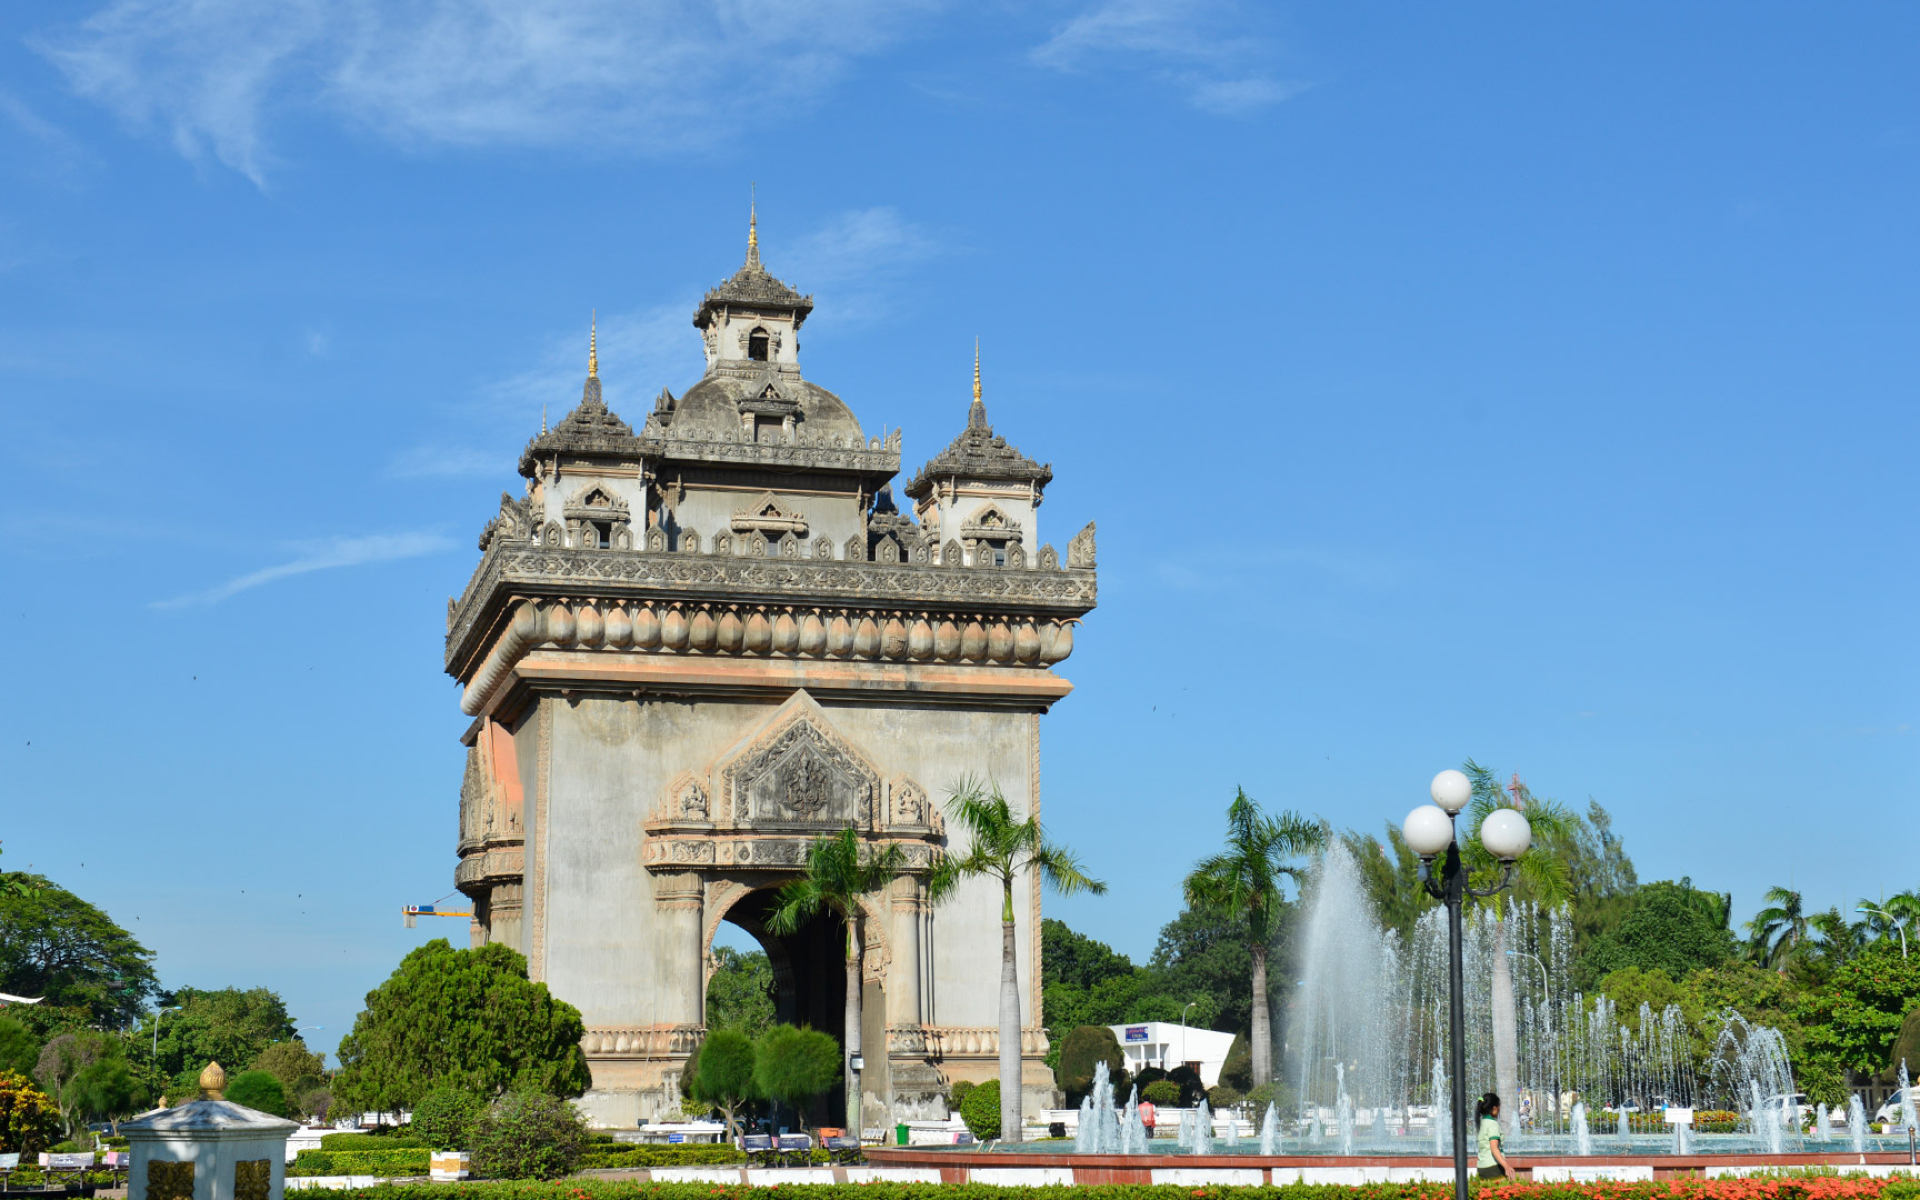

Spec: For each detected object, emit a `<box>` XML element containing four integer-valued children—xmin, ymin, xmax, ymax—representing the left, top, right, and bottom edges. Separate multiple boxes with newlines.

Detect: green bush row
<box><xmin>306</xmin><ymin>1176</ymin><xmax>1920</xmax><ymax>1200</ymax></box>
<box><xmin>289</xmin><ymin>1149</ymin><xmax>432</xmax><ymax>1176</ymax></box>
<box><xmin>321</xmin><ymin>1132</ymin><xmax>430</xmax><ymax>1150</ymax></box>
<box><xmin>576</xmin><ymin>1144</ymin><xmax>744</xmax><ymax>1169</ymax></box>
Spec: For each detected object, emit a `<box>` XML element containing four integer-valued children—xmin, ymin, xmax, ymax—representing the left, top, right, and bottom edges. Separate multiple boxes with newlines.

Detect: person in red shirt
<box><xmin>1137</xmin><ymin>1098</ymin><xmax>1157</xmax><ymax>1141</ymax></box>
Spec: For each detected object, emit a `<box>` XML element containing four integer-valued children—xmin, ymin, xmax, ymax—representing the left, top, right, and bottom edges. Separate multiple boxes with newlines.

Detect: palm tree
<box><xmin>766</xmin><ymin>825</ymin><xmax>907</xmax><ymax>1129</ymax></box>
<box><xmin>1183</xmin><ymin>788</ymin><xmax>1325</xmax><ymax>1087</ymax></box>
<box><xmin>1744</xmin><ymin>886</ymin><xmax>1807</xmax><ymax>970</ymax></box>
<box><xmin>1461</xmin><ymin>763</ymin><xmax>1572</xmax><ymax>1134</ymax></box>
<box><xmin>927</xmin><ymin>777</ymin><xmax>1106</xmax><ymax>1143</ymax></box>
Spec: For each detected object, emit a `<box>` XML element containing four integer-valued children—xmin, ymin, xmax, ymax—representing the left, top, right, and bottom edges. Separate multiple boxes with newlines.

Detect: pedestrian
<box><xmin>1138</xmin><ymin>1096</ymin><xmax>1158</xmax><ymax>1141</ymax></box>
<box><xmin>1475</xmin><ymin>1093</ymin><xmax>1514</xmax><ymax>1180</ymax></box>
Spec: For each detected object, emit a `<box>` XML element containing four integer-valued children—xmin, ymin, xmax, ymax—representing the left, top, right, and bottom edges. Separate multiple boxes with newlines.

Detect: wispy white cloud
<box><xmin>470</xmin><ymin>205</ymin><xmax>941</xmax><ymax>430</ymax></box>
<box><xmin>35</xmin><ymin>0</ymin><xmax>934</xmax><ymax>186</ymax></box>
<box><xmin>481</xmin><ymin>302</ymin><xmax>699</xmax><ymax>425</ymax></box>
<box><xmin>304</xmin><ymin>327</ymin><xmax>330</xmax><ymax>356</ymax></box>
<box><xmin>778</xmin><ymin>207</ymin><xmax>943</xmax><ymax>326</ymax></box>
<box><xmin>0</xmin><ymin>87</ymin><xmax>94</xmax><ymax>183</ymax></box>
<box><xmin>152</xmin><ymin>532</ymin><xmax>455</xmax><ymax>608</ymax></box>
<box><xmin>1032</xmin><ymin>0</ymin><xmax>1306</xmax><ymax>115</ymax></box>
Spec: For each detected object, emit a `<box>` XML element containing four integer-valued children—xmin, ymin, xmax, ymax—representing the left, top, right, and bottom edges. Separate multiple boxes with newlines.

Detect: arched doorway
<box><xmin>713</xmin><ymin>887</ymin><xmax>847</xmax><ymax>1128</ymax></box>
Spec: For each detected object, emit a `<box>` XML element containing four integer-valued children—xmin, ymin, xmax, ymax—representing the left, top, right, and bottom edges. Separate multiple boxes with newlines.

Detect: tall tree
<box><xmin>704</xmin><ymin>947</ymin><xmax>777</xmax><ymax>1039</ymax></box>
<box><xmin>0</xmin><ymin>873</ymin><xmax>156</xmax><ymax>1030</ymax></box>
<box><xmin>766</xmin><ymin>825</ymin><xmax>906</xmax><ymax>1128</ymax></box>
<box><xmin>332</xmin><ymin>940</ymin><xmax>590</xmax><ymax>1115</ymax></box>
<box><xmin>1461</xmin><ymin>763</ymin><xmax>1572</xmax><ymax>1134</ymax></box>
<box><xmin>138</xmin><ymin>987</ymin><xmax>298</xmax><ymax>1083</ymax></box>
<box><xmin>928</xmin><ymin>778</ymin><xmax>1105</xmax><ymax>1143</ymax></box>
<box><xmin>1182</xmin><ymin>788</ymin><xmax>1323</xmax><ymax>1087</ymax></box>
<box><xmin>1744</xmin><ymin>886</ymin><xmax>1808</xmax><ymax>970</ymax></box>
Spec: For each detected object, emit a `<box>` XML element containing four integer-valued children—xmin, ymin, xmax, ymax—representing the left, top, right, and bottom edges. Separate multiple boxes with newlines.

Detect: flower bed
<box><xmin>312</xmin><ymin>1174</ymin><xmax>1920</xmax><ymax>1200</ymax></box>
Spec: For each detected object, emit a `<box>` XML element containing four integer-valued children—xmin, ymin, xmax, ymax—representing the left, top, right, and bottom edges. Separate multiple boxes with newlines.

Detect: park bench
<box><xmin>776</xmin><ymin>1133</ymin><xmax>812</xmax><ymax>1167</ymax></box>
<box><xmin>823</xmin><ymin>1135</ymin><xmax>861</xmax><ymax>1164</ymax></box>
<box><xmin>741</xmin><ymin>1134</ymin><xmax>776</xmax><ymax>1167</ymax></box>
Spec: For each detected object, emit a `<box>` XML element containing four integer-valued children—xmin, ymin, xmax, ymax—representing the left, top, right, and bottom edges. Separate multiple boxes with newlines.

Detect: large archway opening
<box><xmin>710</xmin><ymin>887</ymin><xmax>847</xmax><ymax>1129</ymax></box>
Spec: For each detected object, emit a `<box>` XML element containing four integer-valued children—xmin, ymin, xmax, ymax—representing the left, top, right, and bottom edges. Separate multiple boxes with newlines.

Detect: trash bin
<box><xmin>895</xmin><ymin>1123</ymin><xmax>910</xmax><ymax>1146</ymax></box>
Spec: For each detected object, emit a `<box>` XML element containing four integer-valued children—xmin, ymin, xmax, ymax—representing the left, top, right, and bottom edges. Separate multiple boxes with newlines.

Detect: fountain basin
<box><xmin>863</xmin><ymin>1146</ymin><xmax>1920</xmax><ymax>1185</ymax></box>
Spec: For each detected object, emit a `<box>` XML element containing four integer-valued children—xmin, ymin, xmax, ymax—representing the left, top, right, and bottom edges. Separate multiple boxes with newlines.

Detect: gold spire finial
<box><xmin>588</xmin><ymin>310</ymin><xmax>598</xmax><ymax>378</ymax></box>
<box><xmin>199</xmin><ymin>1061</ymin><xmax>226</xmax><ymax>1101</ymax></box>
<box><xmin>747</xmin><ymin>183</ymin><xmax>759</xmax><ymax>263</ymax></box>
<box><xmin>972</xmin><ymin>337</ymin><xmax>981</xmax><ymax>403</ymax></box>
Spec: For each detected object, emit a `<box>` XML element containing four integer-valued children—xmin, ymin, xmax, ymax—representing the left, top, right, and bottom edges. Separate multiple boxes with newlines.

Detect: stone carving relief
<box><xmin>639</xmin><ymin>693</ymin><xmax>941</xmax><ymax>875</ymax></box>
<box><xmin>732</xmin><ymin>491</ymin><xmax>808</xmax><ymax>536</ymax></box>
<box><xmin>652</xmin><ymin>771</ymin><xmax>710</xmax><ymax>823</ymax></box>
<box><xmin>479</xmin><ymin>491</ymin><xmax>538</xmax><ymax>551</ymax></box>
<box><xmin>727</xmin><ymin>715</ymin><xmax>876</xmax><ymax>827</ymax></box>
<box><xmin>1067</xmin><ymin>521</ymin><xmax>1097</xmax><ymax>569</ymax></box>
<box><xmin>888</xmin><ymin>776</ymin><xmax>941</xmax><ymax>835</ymax></box>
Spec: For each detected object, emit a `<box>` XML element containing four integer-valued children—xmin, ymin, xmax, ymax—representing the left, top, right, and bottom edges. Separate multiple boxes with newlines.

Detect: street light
<box><xmin>1858</xmin><ymin>903</ymin><xmax>1909</xmax><ymax>958</ymax></box>
<box><xmin>1403</xmin><ymin>768</ymin><xmax>1532</xmax><ymax>1200</ymax></box>
<box><xmin>152</xmin><ymin>1006</ymin><xmax>179</xmax><ymax>1060</ymax></box>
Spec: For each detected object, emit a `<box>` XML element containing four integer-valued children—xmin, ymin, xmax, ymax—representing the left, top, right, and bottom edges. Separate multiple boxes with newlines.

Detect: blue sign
<box><xmin>667</xmin><ymin>1133</ymin><xmax>685</xmax><ymax>1143</ymax></box>
<box><xmin>1124</xmin><ymin>1025</ymin><xmax>1149</xmax><ymax>1042</ymax></box>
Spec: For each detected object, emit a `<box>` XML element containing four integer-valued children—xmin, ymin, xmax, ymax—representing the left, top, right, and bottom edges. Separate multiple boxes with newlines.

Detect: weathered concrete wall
<box><xmin>528</xmin><ymin>689</ymin><xmax>1047</xmax><ymax>1128</ymax></box>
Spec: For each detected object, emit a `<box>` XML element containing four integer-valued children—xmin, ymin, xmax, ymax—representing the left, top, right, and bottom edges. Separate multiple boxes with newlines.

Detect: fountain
<box><xmin>870</xmin><ymin>842</ymin><xmax>1917</xmax><ymax>1176</ymax></box>
<box><xmin>1189</xmin><ymin>1099</ymin><xmax>1213</xmax><ymax>1155</ymax></box>
<box><xmin>1898</xmin><ymin>1060</ymin><xmax>1918</xmax><ymax>1133</ymax></box>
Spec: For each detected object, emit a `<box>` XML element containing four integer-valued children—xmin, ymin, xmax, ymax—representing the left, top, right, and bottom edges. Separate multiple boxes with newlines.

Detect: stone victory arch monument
<box><xmin>442</xmin><ymin>214</ymin><xmax>1099</xmax><ymax>1129</ymax></box>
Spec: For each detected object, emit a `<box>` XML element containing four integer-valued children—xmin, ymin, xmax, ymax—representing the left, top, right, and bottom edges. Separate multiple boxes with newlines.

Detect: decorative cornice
<box><xmin>456</xmin><ymin>596</ymin><xmax>1083</xmax><ymax>715</ymax></box>
<box><xmin>447</xmin><ymin>545</ymin><xmax>1096</xmax><ymax>681</ymax></box>
<box><xmin>582</xmin><ymin>1025</ymin><xmax>702</xmax><ymax>1059</ymax></box>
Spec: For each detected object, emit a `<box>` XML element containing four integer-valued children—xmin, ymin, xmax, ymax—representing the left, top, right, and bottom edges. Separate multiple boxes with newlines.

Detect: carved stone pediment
<box><xmin>721</xmin><ymin>698</ymin><xmax>877</xmax><ymax>829</ymax></box>
<box><xmin>732</xmin><ymin>491</ymin><xmax>807</xmax><ymax>536</ymax></box>
<box><xmin>640</xmin><ymin>691</ymin><xmax>942</xmax><ymax>873</ymax></box>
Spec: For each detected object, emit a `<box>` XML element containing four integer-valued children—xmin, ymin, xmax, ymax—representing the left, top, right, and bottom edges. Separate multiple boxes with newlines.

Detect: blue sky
<box><xmin>2</xmin><ymin>2</ymin><xmax>1915</xmax><ymax>1060</ymax></box>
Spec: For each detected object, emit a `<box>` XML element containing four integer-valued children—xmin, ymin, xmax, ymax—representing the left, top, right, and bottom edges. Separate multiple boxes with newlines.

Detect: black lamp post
<box><xmin>1403</xmin><ymin>769</ymin><xmax>1533</xmax><ymax>1200</ymax></box>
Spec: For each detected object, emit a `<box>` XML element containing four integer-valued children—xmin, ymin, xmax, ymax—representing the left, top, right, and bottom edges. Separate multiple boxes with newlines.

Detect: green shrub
<box><xmin>1056</xmin><ymin>1026</ymin><xmax>1125</xmax><ymax>1104</ymax></box>
<box><xmin>1167</xmin><ymin>1064</ymin><xmax>1204</xmax><ymax>1106</ymax></box>
<box><xmin>469</xmin><ymin>1090</ymin><xmax>588</xmax><ymax>1180</ymax></box>
<box><xmin>288</xmin><ymin>1149</ymin><xmax>432</xmax><ymax>1177</ymax></box>
<box><xmin>752</xmin><ymin>1024</ymin><xmax>839</xmax><ymax>1118</ymax></box>
<box><xmin>1207</xmin><ymin>1084</ymin><xmax>1242</xmax><ymax>1109</ymax></box>
<box><xmin>1141</xmin><ymin>1080</ymin><xmax>1180</xmax><ymax>1106</ymax></box>
<box><xmin>1244</xmin><ymin>1082</ymin><xmax>1281</xmax><ymax>1113</ymax></box>
<box><xmin>575</xmin><ymin>1144</ymin><xmax>744</xmax><ymax>1169</ymax></box>
<box><xmin>1219</xmin><ymin>1031</ymin><xmax>1252</xmax><ymax>1092</ymax></box>
<box><xmin>225</xmin><ymin>1070</ymin><xmax>286</xmax><ymax>1117</ymax></box>
<box><xmin>410</xmin><ymin>1085</ymin><xmax>485</xmax><ymax>1151</ymax></box>
<box><xmin>949</xmin><ymin>1080</ymin><xmax>976</xmax><ymax>1112</ymax></box>
<box><xmin>320</xmin><ymin>1131</ymin><xmax>429</xmax><ymax>1150</ymax></box>
<box><xmin>959</xmin><ymin>1078</ymin><xmax>1000</xmax><ymax>1140</ymax></box>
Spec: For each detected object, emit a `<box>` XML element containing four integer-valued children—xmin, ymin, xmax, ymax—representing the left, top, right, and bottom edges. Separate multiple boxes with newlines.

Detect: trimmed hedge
<box><xmin>576</xmin><ymin>1144</ymin><xmax>745</xmax><ymax>1169</ymax></box>
<box><xmin>321</xmin><ymin>1132</ymin><xmax>430</xmax><ymax>1149</ymax></box>
<box><xmin>306</xmin><ymin>1175</ymin><xmax>1920</xmax><ymax>1200</ymax></box>
<box><xmin>289</xmin><ymin>1149</ymin><xmax>432</xmax><ymax>1176</ymax></box>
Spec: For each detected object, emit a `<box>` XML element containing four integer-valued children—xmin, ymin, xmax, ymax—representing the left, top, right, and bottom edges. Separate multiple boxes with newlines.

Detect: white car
<box><xmin>1872</xmin><ymin>1088</ymin><xmax>1916</xmax><ymax>1126</ymax></box>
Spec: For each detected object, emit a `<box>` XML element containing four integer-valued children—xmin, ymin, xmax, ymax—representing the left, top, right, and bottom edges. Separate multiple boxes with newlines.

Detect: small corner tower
<box><xmin>905</xmin><ymin>345</ymin><xmax>1063</xmax><ymax>569</ymax></box>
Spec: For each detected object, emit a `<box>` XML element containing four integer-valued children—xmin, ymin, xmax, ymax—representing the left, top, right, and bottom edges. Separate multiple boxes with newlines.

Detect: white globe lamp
<box><xmin>1402</xmin><ymin>805</ymin><xmax>1455</xmax><ymax>859</ymax></box>
<box><xmin>1430</xmin><ymin>768</ymin><xmax>1472</xmax><ymax>814</ymax></box>
<box><xmin>1479</xmin><ymin>808</ymin><xmax>1532</xmax><ymax>862</ymax></box>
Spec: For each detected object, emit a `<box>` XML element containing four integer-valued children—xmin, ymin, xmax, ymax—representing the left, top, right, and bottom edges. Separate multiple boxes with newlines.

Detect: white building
<box><xmin>1108</xmin><ymin>1022</ymin><xmax>1237</xmax><ymax>1088</ymax></box>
